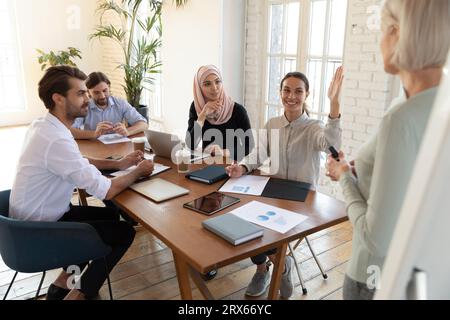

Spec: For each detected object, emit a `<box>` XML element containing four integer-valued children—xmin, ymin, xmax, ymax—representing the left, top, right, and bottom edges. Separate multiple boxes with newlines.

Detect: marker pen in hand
<box><xmin>329</xmin><ymin>146</ymin><xmax>340</xmax><ymax>162</ymax></box>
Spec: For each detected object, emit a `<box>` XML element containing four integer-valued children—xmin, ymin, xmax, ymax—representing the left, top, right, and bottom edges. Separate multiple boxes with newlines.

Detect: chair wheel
<box><xmin>302</xmin><ymin>288</ymin><xmax>308</xmax><ymax>295</ymax></box>
<box><xmin>323</xmin><ymin>274</ymin><xmax>328</xmax><ymax>279</ymax></box>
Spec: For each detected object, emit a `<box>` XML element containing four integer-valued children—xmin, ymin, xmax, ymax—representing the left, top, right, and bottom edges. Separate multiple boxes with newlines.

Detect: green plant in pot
<box><xmin>36</xmin><ymin>47</ymin><xmax>82</xmax><ymax>70</ymax></box>
<box><xmin>90</xmin><ymin>0</ymin><xmax>164</xmax><ymax>120</ymax></box>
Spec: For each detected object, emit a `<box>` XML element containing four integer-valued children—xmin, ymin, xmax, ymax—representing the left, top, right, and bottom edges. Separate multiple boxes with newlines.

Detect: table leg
<box><xmin>292</xmin><ymin>236</ymin><xmax>305</xmax><ymax>251</ymax></box>
<box><xmin>268</xmin><ymin>242</ymin><xmax>288</xmax><ymax>300</ymax></box>
<box><xmin>188</xmin><ymin>266</ymin><xmax>215</xmax><ymax>300</ymax></box>
<box><xmin>173</xmin><ymin>251</ymin><xmax>193</xmax><ymax>300</ymax></box>
<box><xmin>78</xmin><ymin>188</ymin><xmax>88</xmax><ymax>207</ymax></box>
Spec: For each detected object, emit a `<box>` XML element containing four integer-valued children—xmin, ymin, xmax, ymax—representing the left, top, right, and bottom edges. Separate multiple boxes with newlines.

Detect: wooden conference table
<box><xmin>77</xmin><ymin>137</ymin><xmax>348</xmax><ymax>300</ymax></box>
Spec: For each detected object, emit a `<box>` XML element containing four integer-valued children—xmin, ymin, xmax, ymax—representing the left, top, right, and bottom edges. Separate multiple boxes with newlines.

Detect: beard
<box><xmin>66</xmin><ymin>101</ymin><xmax>89</xmax><ymax>120</ymax></box>
<box><xmin>95</xmin><ymin>98</ymin><xmax>108</xmax><ymax>107</ymax></box>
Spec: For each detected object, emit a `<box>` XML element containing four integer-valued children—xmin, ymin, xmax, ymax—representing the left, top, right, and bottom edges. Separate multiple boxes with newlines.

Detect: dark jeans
<box><xmin>103</xmin><ymin>200</ymin><xmax>137</xmax><ymax>224</ymax></box>
<box><xmin>251</xmin><ymin>248</ymin><xmax>278</xmax><ymax>266</ymax></box>
<box><xmin>59</xmin><ymin>205</ymin><xmax>136</xmax><ymax>297</ymax></box>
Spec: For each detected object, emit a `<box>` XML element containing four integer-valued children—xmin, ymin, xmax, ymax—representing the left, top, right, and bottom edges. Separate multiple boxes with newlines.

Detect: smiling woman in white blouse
<box><xmin>225</xmin><ymin>67</ymin><xmax>344</xmax><ymax>299</ymax></box>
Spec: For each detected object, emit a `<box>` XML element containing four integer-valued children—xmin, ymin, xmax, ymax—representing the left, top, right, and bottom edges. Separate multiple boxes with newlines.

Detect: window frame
<box><xmin>261</xmin><ymin>0</ymin><xmax>348</xmax><ymax>126</ymax></box>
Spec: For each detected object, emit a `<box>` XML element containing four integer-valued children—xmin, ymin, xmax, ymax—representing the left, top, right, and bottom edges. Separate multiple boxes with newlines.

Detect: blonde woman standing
<box><xmin>326</xmin><ymin>0</ymin><xmax>450</xmax><ymax>300</ymax></box>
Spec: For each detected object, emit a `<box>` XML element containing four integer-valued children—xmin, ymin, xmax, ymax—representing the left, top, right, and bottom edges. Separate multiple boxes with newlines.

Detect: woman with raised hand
<box><xmin>226</xmin><ymin>67</ymin><xmax>344</xmax><ymax>299</ymax></box>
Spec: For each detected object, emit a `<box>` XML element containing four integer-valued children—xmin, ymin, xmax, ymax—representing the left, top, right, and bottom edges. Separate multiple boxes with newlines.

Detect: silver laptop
<box><xmin>144</xmin><ymin>130</ymin><xmax>209</xmax><ymax>162</ymax></box>
<box><xmin>130</xmin><ymin>178</ymin><xmax>189</xmax><ymax>203</ymax></box>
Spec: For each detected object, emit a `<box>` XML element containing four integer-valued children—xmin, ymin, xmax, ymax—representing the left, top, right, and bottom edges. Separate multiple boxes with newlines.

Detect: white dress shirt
<box><xmin>10</xmin><ymin>113</ymin><xmax>112</xmax><ymax>221</ymax></box>
<box><xmin>72</xmin><ymin>96</ymin><xmax>147</xmax><ymax>130</ymax></box>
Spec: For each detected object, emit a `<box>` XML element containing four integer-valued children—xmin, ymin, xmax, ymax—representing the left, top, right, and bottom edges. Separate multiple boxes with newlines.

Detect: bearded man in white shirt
<box><xmin>10</xmin><ymin>65</ymin><xmax>154</xmax><ymax>300</ymax></box>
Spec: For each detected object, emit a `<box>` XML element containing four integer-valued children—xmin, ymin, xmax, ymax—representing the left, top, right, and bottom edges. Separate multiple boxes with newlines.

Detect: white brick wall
<box><xmin>243</xmin><ymin>0</ymin><xmax>266</xmax><ymax>129</ymax></box>
<box><xmin>340</xmin><ymin>0</ymin><xmax>393</xmax><ymax>160</ymax></box>
<box><xmin>320</xmin><ymin>0</ymin><xmax>395</xmax><ymax>199</ymax></box>
<box><xmin>244</xmin><ymin>0</ymin><xmax>396</xmax><ymax>199</ymax></box>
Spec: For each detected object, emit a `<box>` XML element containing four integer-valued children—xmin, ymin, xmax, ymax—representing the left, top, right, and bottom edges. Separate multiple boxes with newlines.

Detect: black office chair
<box><xmin>0</xmin><ymin>189</ymin><xmax>114</xmax><ymax>300</ymax></box>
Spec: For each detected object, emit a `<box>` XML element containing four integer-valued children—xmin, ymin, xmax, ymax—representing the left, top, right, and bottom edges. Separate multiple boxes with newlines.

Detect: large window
<box><xmin>0</xmin><ymin>0</ymin><xmax>25</xmax><ymax>112</ymax></box>
<box><xmin>264</xmin><ymin>0</ymin><xmax>348</xmax><ymax>123</ymax></box>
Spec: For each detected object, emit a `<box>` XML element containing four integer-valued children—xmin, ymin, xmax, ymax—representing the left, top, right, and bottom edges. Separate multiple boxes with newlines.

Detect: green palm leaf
<box><xmin>90</xmin><ymin>0</ymin><xmax>188</xmax><ymax>107</ymax></box>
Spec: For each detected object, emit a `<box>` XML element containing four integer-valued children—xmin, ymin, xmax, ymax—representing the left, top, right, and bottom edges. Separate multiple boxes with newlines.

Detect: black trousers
<box><xmin>251</xmin><ymin>248</ymin><xmax>278</xmax><ymax>266</ymax></box>
<box><xmin>59</xmin><ymin>205</ymin><xmax>136</xmax><ymax>297</ymax></box>
<box><xmin>103</xmin><ymin>200</ymin><xmax>137</xmax><ymax>224</ymax></box>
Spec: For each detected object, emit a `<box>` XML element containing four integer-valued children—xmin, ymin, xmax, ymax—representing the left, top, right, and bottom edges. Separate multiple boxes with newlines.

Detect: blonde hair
<box><xmin>381</xmin><ymin>0</ymin><xmax>450</xmax><ymax>71</ymax></box>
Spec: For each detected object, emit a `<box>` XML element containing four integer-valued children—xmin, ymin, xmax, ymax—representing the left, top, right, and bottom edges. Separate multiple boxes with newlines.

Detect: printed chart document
<box><xmin>110</xmin><ymin>163</ymin><xmax>170</xmax><ymax>178</ymax></box>
<box><xmin>219</xmin><ymin>175</ymin><xmax>270</xmax><ymax>196</ymax></box>
<box><xmin>230</xmin><ymin>201</ymin><xmax>308</xmax><ymax>234</ymax></box>
<box><xmin>98</xmin><ymin>134</ymin><xmax>131</xmax><ymax>145</ymax></box>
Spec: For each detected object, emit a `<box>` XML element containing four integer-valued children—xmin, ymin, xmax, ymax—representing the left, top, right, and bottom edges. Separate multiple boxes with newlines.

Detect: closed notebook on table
<box><xmin>186</xmin><ymin>165</ymin><xmax>228</xmax><ymax>185</ymax></box>
<box><xmin>202</xmin><ymin>213</ymin><xmax>264</xmax><ymax>245</ymax></box>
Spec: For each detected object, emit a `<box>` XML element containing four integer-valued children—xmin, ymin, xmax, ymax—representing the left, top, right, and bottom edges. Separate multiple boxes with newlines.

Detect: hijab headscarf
<box><xmin>193</xmin><ymin>65</ymin><xmax>234</xmax><ymax>125</ymax></box>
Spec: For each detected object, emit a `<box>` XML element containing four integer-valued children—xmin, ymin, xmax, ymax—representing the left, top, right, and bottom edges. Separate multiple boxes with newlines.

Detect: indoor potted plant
<box><xmin>36</xmin><ymin>47</ymin><xmax>82</xmax><ymax>70</ymax></box>
<box><xmin>89</xmin><ymin>0</ymin><xmax>163</xmax><ymax>121</ymax></box>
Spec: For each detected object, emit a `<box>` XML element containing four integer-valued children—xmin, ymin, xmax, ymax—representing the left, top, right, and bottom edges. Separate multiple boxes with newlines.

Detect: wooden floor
<box><xmin>0</xmin><ymin>125</ymin><xmax>352</xmax><ymax>300</ymax></box>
